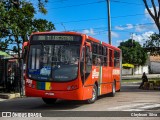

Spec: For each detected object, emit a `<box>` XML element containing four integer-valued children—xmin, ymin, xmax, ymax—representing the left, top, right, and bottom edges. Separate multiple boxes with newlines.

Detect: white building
<box><xmin>122</xmin><ymin>65</ymin><xmax>149</xmax><ymax>75</ymax></box>
<box><xmin>122</xmin><ymin>55</ymin><xmax>160</xmax><ymax>75</ymax></box>
<box><xmin>149</xmin><ymin>55</ymin><xmax>160</xmax><ymax>74</ymax></box>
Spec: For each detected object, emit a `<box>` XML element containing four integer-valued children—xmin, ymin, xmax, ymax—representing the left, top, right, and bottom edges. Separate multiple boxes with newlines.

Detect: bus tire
<box><xmin>110</xmin><ymin>81</ymin><xmax>116</xmax><ymax>97</ymax></box>
<box><xmin>86</xmin><ymin>84</ymin><xmax>97</xmax><ymax>104</ymax></box>
<box><xmin>42</xmin><ymin>98</ymin><xmax>57</xmax><ymax>104</ymax></box>
<box><xmin>117</xmin><ymin>89</ymin><xmax>120</xmax><ymax>92</ymax></box>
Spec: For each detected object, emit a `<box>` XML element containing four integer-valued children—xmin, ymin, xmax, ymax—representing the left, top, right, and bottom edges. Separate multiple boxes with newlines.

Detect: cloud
<box><xmin>126</xmin><ymin>24</ymin><xmax>133</xmax><ymax>29</ymax></box>
<box><xmin>135</xmin><ymin>23</ymin><xmax>156</xmax><ymax>32</ymax></box>
<box><xmin>117</xmin><ymin>31</ymin><xmax>154</xmax><ymax>46</ymax></box>
<box><xmin>143</xmin><ymin>6</ymin><xmax>159</xmax><ymax>32</ymax></box>
<box><xmin>115</xmin><ymin>24</ymin><xmax>133</xmax><ymax>30</ymax></box>
<box><xmin>131</xmin><ymin>31</ymin><xmax>154</xmax><ymax>44</ymax></box>
<box><xmin>111</xmin><ymin>31</ymin><xmax>119</xmax><ymax>38</ymax></box>
<box><xmin>115</xmin><ymin>23</ymin><xmax>156</xmax><ymax>33</ymax></box>
<box><xmin>132</xmin><ymin>34</ymin><xmax>143</xmax><ymax>43</ymax></box>
<box><xmin>144</xmin><ymin>6</ymin><xmax>159</xmax><ymax>22</ymax></box>
<box><xmin>82</xmin><ymin>28</ymin><xmax>95</xmax><ymax>35</ymax></box>
<box><xmin>135</xmin><ymin>24</ymin><xmax>147</xmax><ymax>32</ymax></box>
<box><xmin>115</xmin><ymin>26</ymin><xmax>124</xmax><ymax>30</ymax></box>
<box><xmin>116</xmin><ymin>40</ymin><xmax>123</xmax><ymax>44</ymax></box>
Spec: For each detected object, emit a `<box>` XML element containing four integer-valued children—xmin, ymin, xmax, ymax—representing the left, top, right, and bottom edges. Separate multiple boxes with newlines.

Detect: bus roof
<box><xmin>31</xmin><ymin>31</ymin><xmax>83</xmax><ymax>36</ymax></box>
<box><xmin>31</xmin><ymin>31</ymin><xmax>121</xmax><ymax>51</ymax></box>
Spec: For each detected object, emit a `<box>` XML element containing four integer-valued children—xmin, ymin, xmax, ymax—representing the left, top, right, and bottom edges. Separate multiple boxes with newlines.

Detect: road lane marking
<box><xmin>107</xmin><ymin>103</ymin><xmax>149</xmax><ymax>110</ymax></box>
<box><xmin>139</xmin><ymin>104</ymin><xmax>160</xmax><ymax>109</ymax></box>
<box><xmin>108</xmin><ymin>103</ymin><xmax>160</xmax><ymax>111</ymax></box>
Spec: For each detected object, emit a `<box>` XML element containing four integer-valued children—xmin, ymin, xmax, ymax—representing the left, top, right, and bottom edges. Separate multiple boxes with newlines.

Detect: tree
<box><xmin>118</xmin><ymin>39</ymin><xmax>147</xmax><ymax>66</ymax></box>
<box><xmin>0</xmin><ymin>0</ymin><xmax>54</xmax><ymax>94</ymax></box>
<box><xmin>0</xmin><ymin>0</ymin><xmax>55</xmax><ymax>58</ymax></box>
<box><xmin>142</xmin><ymin>0</ymin><xmax>160</xmax><ymax>34</ymax></box>
<box><xmin>143</xmin><ymin>33</ymin><xmax>160</xmax><ymax>55</ymax></box>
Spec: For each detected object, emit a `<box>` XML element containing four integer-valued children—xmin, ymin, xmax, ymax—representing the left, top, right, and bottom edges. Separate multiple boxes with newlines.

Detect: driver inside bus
<box><xmin>71</xmin><ymin>57</ymin><xmax>79</xmax><ymax>64</ymax></box>
<box><xmin>93</xmin><ymin>57</ymin><xmax>101</xmax><ymax>66</ymax></box>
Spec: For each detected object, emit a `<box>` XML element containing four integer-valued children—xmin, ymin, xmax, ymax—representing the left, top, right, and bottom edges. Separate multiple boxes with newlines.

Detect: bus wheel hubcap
<box><xmin>113</xmin><ymin>83</ymin><xmax>115</xmax><ymax>93</ymax></box>
<box><xmin>92</xmin><ymin>87</ymin><xmax>96</xmax><ymax>100</ymax></box>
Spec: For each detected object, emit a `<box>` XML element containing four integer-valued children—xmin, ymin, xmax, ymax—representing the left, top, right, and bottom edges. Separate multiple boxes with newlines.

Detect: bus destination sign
<box><xmin>31</xmin><ymin>35</ymin><xmax>81</xmax><ymax>42</ymax></box>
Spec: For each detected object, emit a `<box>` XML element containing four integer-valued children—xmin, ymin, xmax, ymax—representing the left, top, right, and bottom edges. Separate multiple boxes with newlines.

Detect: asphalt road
<box><xmin>0</xmin><ymin>82</ymin><xmax>160</xmax><ymax>119</ymax></box>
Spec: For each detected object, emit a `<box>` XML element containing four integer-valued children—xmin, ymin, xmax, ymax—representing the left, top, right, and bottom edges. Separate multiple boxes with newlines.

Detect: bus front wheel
<box><xmin>110</xmin><ymin>81</ymin><xmax>116</xmax><ymax>97</ymax></box>
<box><xmin>86</xmin><ymin>84</ymin><xmax>97</xmax><ymax>104</ymax></box>
<box><xmin>42</xmin><ymin>98</ymin><xmax>57</xmax><ymax>104</ymax></box>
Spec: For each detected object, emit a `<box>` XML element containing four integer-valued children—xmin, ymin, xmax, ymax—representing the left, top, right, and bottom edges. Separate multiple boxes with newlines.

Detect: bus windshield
<box><xmin>27</xmin><ymin>44</ymin><xmax>80</xmax><ymax>82</ymax></box>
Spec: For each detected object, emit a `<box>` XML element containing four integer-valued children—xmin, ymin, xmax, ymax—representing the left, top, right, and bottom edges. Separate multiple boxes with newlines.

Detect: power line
<box><xmin>54</xmin><ymin>17</ymin><xmax>106</xmax><ymax>24</ymax></box>
<box><xmin>47</xmin><ymin>0</ymin><xmax>105</xmax><ymax>10</ymax></box>
<box><xmin>112</xmin><ymin>13</ymin><xmax>148</xmax><ymax>18</ymax></box>
<box><xmin>92</xmin><ymin>30</ymin><xmax>133</xmax><ymax>36</ymax></box>
<box><xmin>48</xmin><ymin>0</ymin><xmax>143</xmax><ymax>6</ymax></box>
<box><xmin>65</xmin><ymin>22</ymin><xmax>154</xmax><ymax>32</ymax></box>
<box><xmin>54</xmin><ymin>13</ymin><xmax>148</xmax><ymax>24</ymax></box>
<box><xmin>48</xmin><ymin>0</ymin><xmax>68</xmax><ymax>3</ymax></box>
<box><xmin>47</xmin><ymin>0</ymin><xmax>144</xmax><ymax>10</ymax></box>
<box><xmin>111</xmin><ymin>0</ymin><xmax>143</xmax><ymax>6</ymax></box>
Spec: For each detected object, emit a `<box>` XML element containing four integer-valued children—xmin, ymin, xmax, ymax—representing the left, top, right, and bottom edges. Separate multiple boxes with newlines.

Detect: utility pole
<box><xmin>107</xmin><ymin>0</ymin><xmax>111</xmax><ymax>45</ymax></box>
<box><xmin>61</xmin><ymin>23</ymin><xmax>66</xmax><ymax>31</ymax></box>
<box><xmin>131</xmin><ymin>33</ymin><xmax>133</xmax><ymax>47</ymax></box>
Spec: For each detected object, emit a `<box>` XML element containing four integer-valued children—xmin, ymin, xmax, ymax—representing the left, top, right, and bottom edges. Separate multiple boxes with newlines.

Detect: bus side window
<box><xmin>86</xmin><ymin>46</ymin><xmax>92</xmax><ymax>64</ymax></box>
<box><xmin>80</xmin><ymin>47</ymin><xmax>85</xmax><ymax>82</ymax></box>
<box><xmin>114</xmin><ymin>51</ymin><xmax>120</xmax><ymax>67</ymax></box>
<box><xmin>109</xmin><ymin>49</ymin><xmax>113</xmax><ymax>67</ymax></box>
<box><xmin>93</xmin><ymin>57</ymin><xmax>101</xmax><ymax>66</ymax></box>
<box><xmin>85</xmin><ymin>46</ymin><xmax>92</xmax><ymax>79</ymax></box>
<box><xmin>104</xmin><ymin>47</ymin><xmax>108</xmax><ymax>66</ymax></box>
<box><xmin>99</xmin><ymin>45</ymin><xmax>102</xmax><ymax>55</ymax></box>
<box><xmin>92</xmin><ymin>43</ymin><xmax>98</xmax><ymax>65</ymax></box>
<box><xmin>102</xmin><ymin>46</ymin><xmax>107</xmax><ymax>66</ymax></box>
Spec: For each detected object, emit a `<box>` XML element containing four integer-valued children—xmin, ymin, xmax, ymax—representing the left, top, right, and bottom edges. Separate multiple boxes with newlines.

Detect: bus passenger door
<box><xmin>108</xmin><ymin>48</ymin><xmax>113</xmax><ymax>92</ymax></box>
<box><xmin>80</xmin><ymin>42</ymin><xmax>92</xmax><ymax>84</ymax></box>
<box><xmin>80</xmin><ymin>42</ymin><xmax>93</xmax><ymax>100</ymax></box>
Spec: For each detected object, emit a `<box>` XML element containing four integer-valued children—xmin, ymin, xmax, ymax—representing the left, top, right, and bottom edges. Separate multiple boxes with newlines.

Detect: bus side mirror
<box><xmin>22</xmin><ymin>42</ymin><xmax>28</xmax><ymax>51</ymax></box>
<box><xmin>22</xmin><ymin>41</ymin><xmax>28</xmax><ymax>59</ymax></box>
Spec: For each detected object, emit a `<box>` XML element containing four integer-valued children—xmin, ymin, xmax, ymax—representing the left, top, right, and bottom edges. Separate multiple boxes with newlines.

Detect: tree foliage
<box><xmin>143</xmin><ymin>33</ymin><xmax>160</xmax><ymax>55</ymax></box>
<box><xmin>37</xmin><ymin>0</ymin><xmax>48</xmax><ymax>14</ymax></box>
<box><xmin>0</xmin><ymin>0</ymin><xmax>55</xmax><ymax>58</ymax></box>
<box><xmin>142</xmin><ymin>0</ymin><xmax>160</xmax><ymax>34</ymax></box>
<box><xmin>118</xmin><ymin>39</ymin><xmax>147</xmax><ymax>66</ymax></box>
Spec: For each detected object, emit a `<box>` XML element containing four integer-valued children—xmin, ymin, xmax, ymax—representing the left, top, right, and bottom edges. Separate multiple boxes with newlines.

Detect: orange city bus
<box><xmin>23</xmin><ymin>32</ymin><xmax>122</xmax><ymax>104</ymax></box>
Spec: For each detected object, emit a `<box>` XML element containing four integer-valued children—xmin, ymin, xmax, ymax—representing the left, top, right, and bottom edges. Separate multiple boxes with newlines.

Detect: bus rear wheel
<box><xmin>86</xmin><ymin>84</ymin><xmax>97</xmax><ymax>104</ymax></box>
<box><xmin>42</xmin><ymin>98</ymin><xmax>57</xmax><ymax>104</ymax></box>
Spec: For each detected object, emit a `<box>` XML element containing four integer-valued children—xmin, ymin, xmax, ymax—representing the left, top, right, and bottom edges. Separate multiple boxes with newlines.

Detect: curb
<box><xmin>122</xmin><ymin>74</ymin><xmax>160</xmax><ymax>80</ymax></box>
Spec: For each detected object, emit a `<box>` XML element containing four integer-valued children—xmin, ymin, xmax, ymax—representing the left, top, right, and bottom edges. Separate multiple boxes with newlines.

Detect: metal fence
<box><xmin>0</xmin><ymin>58</ymin><xmax>22</xmax><ymax>93</ymax></box>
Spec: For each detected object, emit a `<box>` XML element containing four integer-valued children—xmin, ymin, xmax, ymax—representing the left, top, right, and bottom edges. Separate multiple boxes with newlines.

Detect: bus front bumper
<box><xmin>25</xmin><ymin>87</ymin><xmax>84</xmax><ymax>100</ymax></box>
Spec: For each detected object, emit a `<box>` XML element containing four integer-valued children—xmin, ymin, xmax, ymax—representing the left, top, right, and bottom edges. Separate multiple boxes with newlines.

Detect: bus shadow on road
<box><xmin>31</xmin><ymin>99</ymin><xmax>86</xmax><ymax>110</ymax></box>
<box><xmin>32</xmin><ymin>82</ymin><xmax>160</xmax><ymax>110</ymax></box>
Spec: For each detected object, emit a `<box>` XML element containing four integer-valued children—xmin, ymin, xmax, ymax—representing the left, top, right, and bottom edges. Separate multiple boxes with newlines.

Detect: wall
<box><xmin>122</xmin><ymin>65</ymin><xmax>149</xmax><ymax>75</ymax></box>
<box><xmin>122</xmin><ymin>68</ymin><xmax>132</xmax><ymax>75</ymax></box>
<box><xmin>134</xmin><ymin>65</ymin><xmax>148</xmax><ymax>75</ymax></box>
<box><xmin>150</xmin><ymin>62</ymin><xmax>160</xmax><ymax>74</ymax></box>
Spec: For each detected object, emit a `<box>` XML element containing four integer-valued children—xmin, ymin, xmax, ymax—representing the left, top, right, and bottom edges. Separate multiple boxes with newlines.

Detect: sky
<box><xmin>34</xmin><ymin>0</ymin><xmax>158</xmax><ymax>47</ymax></box>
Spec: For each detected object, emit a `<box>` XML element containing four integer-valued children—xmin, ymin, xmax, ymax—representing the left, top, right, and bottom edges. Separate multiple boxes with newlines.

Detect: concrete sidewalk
<box><xmin>0</xmin><ymin>93</ymin><xmax>20</xmax><ymax>99</ymax></box>
<box><xmin>122</xmin><ymin>74</ymin><xmax>160</xmax><ymax>80</ymax></box>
